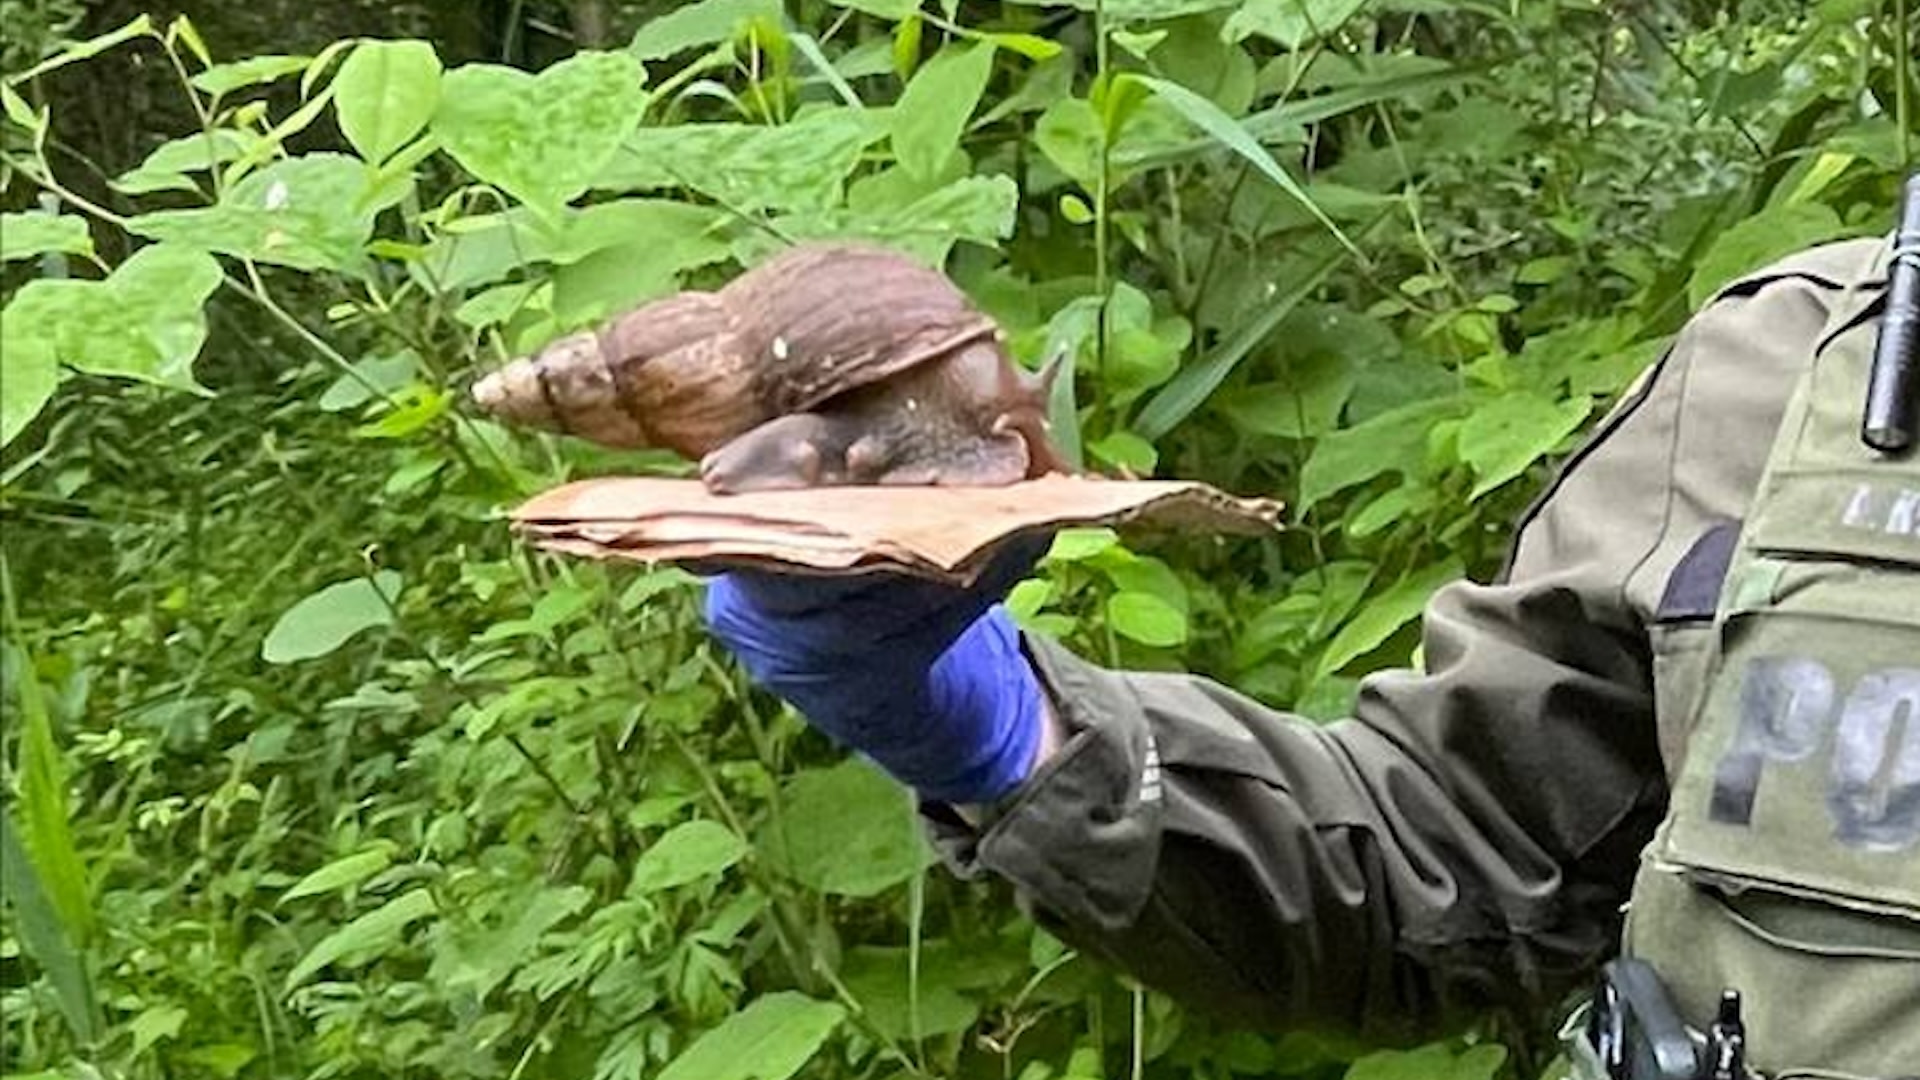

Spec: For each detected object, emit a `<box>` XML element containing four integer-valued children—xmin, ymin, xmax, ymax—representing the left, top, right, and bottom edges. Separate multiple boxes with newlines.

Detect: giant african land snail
<box><xmin>470</xmin><ymin>243</ymin><xmax>1069</xmax><ymax>493</ymax></box>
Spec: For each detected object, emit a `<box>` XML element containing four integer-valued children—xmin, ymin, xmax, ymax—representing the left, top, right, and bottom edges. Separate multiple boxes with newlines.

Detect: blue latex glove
<box><xmin>703</xmin><ymin>537</ymin><xmax>1050</xmax><ymax>805</ymax></box>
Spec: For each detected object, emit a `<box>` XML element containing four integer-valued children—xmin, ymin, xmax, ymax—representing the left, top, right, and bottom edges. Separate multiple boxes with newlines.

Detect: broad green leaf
<box><xmin>1100</xmin><ymin>552</ymin><xmax>1190</xmax><ymax>617</ymax></box>
<box><xmin>284</xmin><ymin>887</ymin><xmax>436</xmax><ymax>990</ymax></box>
<box><xmin>113</xmin><ymin>130</ymin><xmax>262</xmax><ymax>194</ymax></box>
<box><xmin>1</xmin><ymin>244</ymin><xmax>223</xmax><ymax>395</ymax></box>
<box><xmin>1226</xmin><ymin>0</ymin><xmax>1370</xmax><ymax>48</ymax></box>
<box><xmin>629</xmin><ymin>820</ymin><xmax>749</xmax><ymax>893</ymax></box>
<box><xmin>841</xmin><ymin>944</ymin><xmax>983</xmax><ymax>1041</ymax></box>
<box><xmin>1299</xmin><ymin>396</ymin><xmax>1467</xmax><ymax>510</ymax></box>
<box><xmin>1088</xmin><ymin>429</ymin><xmax>1157</xmax><ymax>472</ymax></box>
<box><xmin>1033</xmin><ymin>96</ymin><xmax>1104</xmax><ymax>191</ymax></box>
<box><xmin>429</xmin><ymin>885</ymin><xmax>591</xmax><ymax>1002</ymax></box>
<box><xmin>280</xmin><ymin>845</ymin><xmax>396</xmax><ymax>904</ymax></box>
<box><xmin>1220</xmin><ymin>352</ymin><xmax>1357</xmax><ymax>439</ymax></box>
<box><xmin>1315</xmin><ymin>559</ymin><xmax>1462</xmax><ymax>681</ymax></box>
<box><xmin>1005</xmin><ymin>578</ymin><xmax>1056</xmax><ymax>619</ymax></box>
<box><xmin>0</xmin><ymin>211</ymin><xmax>91</xmax><ymax>263</ymax></box>
<box><xmin>657</xmin><ymin>992</ymin><xmax>845</xmax><ymax>1080</ymax></box>
<box><xmin>189</xmin><ymin>54</ymin><xmax>313</xmax><ymax>96</ymax></box>
<box><xmin>1687</xmin><ymin>202</ymin><xmax>1850</xmax><ymax>308</ymax></box>
<box><xmin>760</xmin><ymin>759</ymin><xmax>930</xmax><ymax>896</ymax></box>
<box><xmin>755</xmin><ymin>174</ymin><xmax>1017</xmax><ymax>265</ymax></box>
<box><xmin>455</xmin><ymin>282</ymin><xmax>543</xmax><ymax>331</ymax></box>
<box><xmin>1107</xmin><ymin>591</ymin><xmax>1187</xmax><ymax>646</ymax></box>
<box><xmin>599</xmin><ymin>109</ymin><xmax>884</xmax><ymax>212</ymax></box>
<box><xmin>129</xmin><ymin>1003</ymin><xmax>187</xmax><ymax>1057</ymax></box>
<box><xmin>1345</xmin><ymin>1042</ymin><xmax>1507</xmax><ymax>1080</ymax></box>
<box><xmin>890</xmin><ymin>42</ymin><xmax>995</xmax><ymax>181</ymax></box>
<box><xmin>1153</xmin><ymin>14</ymin><xmax>1256</xmax><ymax>112</ymax></box>
<box><xmin>630</xmin><ymin>0</ymin><xmax>782</xmax><ymax>60</ymax></box>
<box><xmin>1047</xmin><ymin>527</ymin><xmax>1120</xmax><ymax>561</ymax></box>
<box><xmin>355</xmin><ymin>386</ymin><xmax>449</xmax><ymax>439</ymax></box>
<box><xmin>333</xmin><ymin>39</ymin><xmax>442</xmax><ymax>164</ymax></box>
<box><xmin>1128</xmin><ymin>73</ymin><xmax>1356</xmax><ymax>257</ymax></box>
<box><xmin>0</xmin><ymin>814</ymin><xmax>96</xmax><ymax>1042</ymax></box>
<box><xmin>1</xmin><ymin>316</ymin><xmax>59</xmax><ymax>448</ymax></box>
<box><xmin>1038</xmin><ymin>282</ymin><xmax>1187</xmax><ymax>402</ymax></box>
<box><xmin>2</xmin><ymin>81</ymin><xmax>42</xmax><ymax>131</ymax></box>
<box><xmin>318</xmin><ymin>352</ymin><xmax>419</xmax><ymax>412</ymax></box>
<box><xmin>1345</xmin><ymin>482</ymin><xmax>1435</xmax><ymax>538</ymax></box>
<box><xmin>1135</xmin><ymin>240</ymin><xmax>1352</xmax><ymax>440</ymax></box>
<box><xmin>548</xmin><ymin>199</ymin><xmax>731</xmax><ymax>323</ymax></box>
<box><xmin>1457</xmin><ymin>392</ymin><xmax>1592</xmax><ymax>499</ymax></box>
<box><xmin>261</xmin><ymin>570</ymin><xmax>404</xmax><ymax>663</ymax></box>
<box><xmin>411</xmin><ymin>207</ymin><xmax>549</xmax><ymax>291</ymax></box>
<box><xmin>128</xmin><ymin>153</ymin><xmax>410</xmax><ymax>273</ymax></box>
<box><xmin>434</xmin><ymin>51</ymin><xmax>648</xmax><ymax>214</ymax></box>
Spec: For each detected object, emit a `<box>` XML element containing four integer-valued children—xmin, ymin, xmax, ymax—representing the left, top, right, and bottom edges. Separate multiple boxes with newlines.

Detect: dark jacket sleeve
<box><xmin>921</xmin><ymin>242</ymin><xmax>1873</xmax><ymax>1043</ymax></box>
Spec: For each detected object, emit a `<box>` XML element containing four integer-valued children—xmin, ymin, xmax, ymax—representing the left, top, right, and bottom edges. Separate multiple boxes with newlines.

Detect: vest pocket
<box><xmin>1624</xmin><ymin>861</ymin><xmax>1920</xmax><ymax>1077</ymax></box>
<box><xmin>1628</xmin><ymin>548</ymin><xmax>1920</xmax><ymax>1075</ymax></box>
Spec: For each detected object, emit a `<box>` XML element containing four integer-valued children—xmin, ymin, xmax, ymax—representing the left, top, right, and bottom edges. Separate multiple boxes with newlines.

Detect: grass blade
<box><xmin>1134</xmin><ymin>224</ymin><xmax>1371</xmax><ymax>441</ymax></box>
<box><xmin>1</xmin><ymin>811</ymin><xmax>98</xmax><ymax>1043</ymax></box>
<box><xmin>1125</xmin><ymin>73</ymin><xmax>1356</xmax><ymax>257</ymax></box>
<box><xmin>3</xmin><ymin>561</ymin><xmax>94</xmax><ymax>950</ymax></box>
<box><xmin>790</xmin><ymin>33</ymin><xmax>864</xmax><ymax>110</ymax></box>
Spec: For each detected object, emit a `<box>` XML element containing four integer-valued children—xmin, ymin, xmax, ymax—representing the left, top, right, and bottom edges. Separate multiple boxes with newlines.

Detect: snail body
<box><xmin>699</xmin><ymin>340</ymin><xmax>1067</xmax><ymax>493</ymax></box>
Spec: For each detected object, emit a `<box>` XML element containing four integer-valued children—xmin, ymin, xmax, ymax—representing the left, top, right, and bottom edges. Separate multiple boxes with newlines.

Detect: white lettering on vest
<box><xmin>1712</xmin><ymin>657</ymin><xmax>1920</xmax><ymax>852</ymax></box>
<box><xmin>1838</xmin><ymin>483</ymin><xmax>1920</xmax><ymax>538</ymax></box>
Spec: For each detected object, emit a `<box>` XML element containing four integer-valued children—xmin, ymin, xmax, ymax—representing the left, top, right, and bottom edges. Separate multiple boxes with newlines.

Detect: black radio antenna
<box><xmin>1863</xmin><ymin>171</ymin><xmax>1920</xmax><ymax>453</ymax></box>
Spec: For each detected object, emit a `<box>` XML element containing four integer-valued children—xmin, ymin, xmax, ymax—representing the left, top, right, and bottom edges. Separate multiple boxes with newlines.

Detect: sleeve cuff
<box><xmin>920</xmin><ymin>632</ymin><xmax>1167</xmax><ymax>931</ymax></box>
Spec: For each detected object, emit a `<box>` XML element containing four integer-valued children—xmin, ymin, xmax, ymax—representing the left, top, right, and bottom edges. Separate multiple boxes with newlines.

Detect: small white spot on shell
<box><xmin>772</xmin><ymin>336</ymin><xmax>790</xmax><ymax>360</ymax></box>
<box><xmin>905</xmin><ymin>397</ymin><xmax>920</xmax><ymax>411</ymax></box>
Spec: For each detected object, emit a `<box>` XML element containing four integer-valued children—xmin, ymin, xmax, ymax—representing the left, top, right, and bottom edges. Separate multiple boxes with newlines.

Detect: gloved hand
<box><xmin>702</xmin><ymin>536</ymin><xmax>1051</xmax><ymax>805</ymax></box>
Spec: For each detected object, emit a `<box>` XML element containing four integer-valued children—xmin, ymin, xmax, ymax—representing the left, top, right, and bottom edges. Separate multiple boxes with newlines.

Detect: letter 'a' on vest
<box><xmin>1622</xmin><ymin>240</ymin><xmax>1920</xmax><ymax>1077</ymax></box>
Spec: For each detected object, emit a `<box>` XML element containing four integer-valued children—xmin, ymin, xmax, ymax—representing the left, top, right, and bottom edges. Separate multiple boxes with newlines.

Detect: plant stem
<box><xmin>1129</xmin><ymin>985</ymin><xmax>1145</xmax><ymax>1080</ymax></box>
<box><xmin>907</xmin><ymin>866</ymin><xmax>926</xmax><ymax>1064</ymax></box>
<box><xmin>1896</xmin><ymin>0</ymin><xmax>1913</xmax><ymax>170</ymax></box>
<box><xmin>1094</xmin><ymin>0</ymin><xmax>1112</xmax><ymax>423</ymax></box>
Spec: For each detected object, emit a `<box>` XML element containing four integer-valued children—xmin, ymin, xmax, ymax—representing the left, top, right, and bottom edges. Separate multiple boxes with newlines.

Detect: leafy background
<box><xmin>0</xmin><ymin>1</ymin><xmax>1912</xmax><ymax>1078</ymax></box>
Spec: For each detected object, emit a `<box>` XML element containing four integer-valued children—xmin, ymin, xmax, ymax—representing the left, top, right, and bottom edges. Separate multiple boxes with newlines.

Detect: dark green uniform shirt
<box><xmin>924</xmin><ymin>239</ymin><xmax>1900</xmax><ymax>1052</ymax></box>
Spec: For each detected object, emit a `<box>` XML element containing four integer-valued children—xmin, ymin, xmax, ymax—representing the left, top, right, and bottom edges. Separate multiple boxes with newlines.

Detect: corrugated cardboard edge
<box><xmin>510</xmin><ymin>474</ymin><xmax>1284</xmax><ymax>583</ymax></box>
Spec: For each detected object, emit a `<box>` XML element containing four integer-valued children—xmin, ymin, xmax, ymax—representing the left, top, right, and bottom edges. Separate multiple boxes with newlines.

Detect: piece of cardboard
<box><xmin>511</xmin><ymin>474</ymin><xmax>1285</xmax><ymax>583</ymax></box>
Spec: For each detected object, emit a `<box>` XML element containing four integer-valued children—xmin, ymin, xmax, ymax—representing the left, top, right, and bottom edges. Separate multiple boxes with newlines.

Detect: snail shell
<box><xmin>471</xmin><ymin>243</ymin><xmax>1000</xmax><ymax>459</ymax></box>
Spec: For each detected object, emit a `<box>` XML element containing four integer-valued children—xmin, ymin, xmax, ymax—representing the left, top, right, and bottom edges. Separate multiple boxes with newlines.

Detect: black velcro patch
<box><xmin>1656</xmin><ymin>520</ymin><xmax>1743</xmax><ymax>622</ymax></box>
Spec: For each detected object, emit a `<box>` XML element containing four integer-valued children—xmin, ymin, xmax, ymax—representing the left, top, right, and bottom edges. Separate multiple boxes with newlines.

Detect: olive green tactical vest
<box><xmin>1623</xmin><ymin>238</ymin><xmax>1920</xmax><ymax>1078</ymax></box>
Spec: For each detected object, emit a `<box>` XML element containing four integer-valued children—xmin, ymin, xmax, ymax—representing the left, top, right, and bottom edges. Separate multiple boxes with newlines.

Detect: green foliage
<box><xmin>435</xmin><ymin>50</ymin><xmax>648</xmax><ymax>215</ymax></box>
<box><xmin>260</xmin><ymin>571</ymin><xmax>404</xmax><ymax>663</ymax></box>
<box><xmin>0</xmin><ymin>3</ymin><xmax>1913</xmax><ymax>1079</ymax></box>
<box><xmin>656</xmin><ymin>991</ymin><xmax>845</xmax><ymax>1080</ymax></box>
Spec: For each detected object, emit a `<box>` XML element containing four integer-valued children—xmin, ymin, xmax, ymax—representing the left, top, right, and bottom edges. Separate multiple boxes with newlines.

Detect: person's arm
<box><xmin>705</xmin><ymin>241</ymin><xmax>1865</xmax><ymax>1041</ymax></box>
<box><xmin>918</xmin><ymin>254</ymin><xmax>1856</xmax><ymax>1042</ymax></box>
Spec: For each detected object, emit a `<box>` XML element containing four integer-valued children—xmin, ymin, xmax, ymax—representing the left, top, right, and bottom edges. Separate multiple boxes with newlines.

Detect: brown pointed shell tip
<box><xmin>472</xmin><ymin>331</ymin><xmax>647</xmax><ymax>447</ymax></box>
